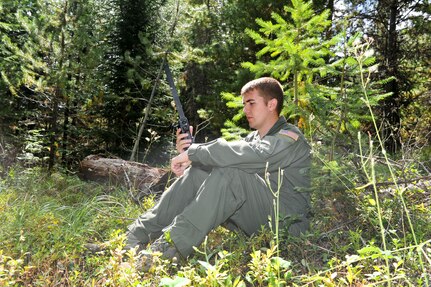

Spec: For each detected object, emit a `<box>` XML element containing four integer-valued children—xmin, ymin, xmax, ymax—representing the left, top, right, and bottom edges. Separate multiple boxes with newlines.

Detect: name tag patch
<box><xmin>278</xmin><ymin>129</ymin><xmax>299</xmax><ymax>141</ymax></box>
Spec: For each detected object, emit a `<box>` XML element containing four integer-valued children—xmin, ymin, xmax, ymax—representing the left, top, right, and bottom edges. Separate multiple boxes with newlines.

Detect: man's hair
<box><xmin>241</xmin><ymin>77</ymin><xmax>284</xmax><ymax>115</ymax></box>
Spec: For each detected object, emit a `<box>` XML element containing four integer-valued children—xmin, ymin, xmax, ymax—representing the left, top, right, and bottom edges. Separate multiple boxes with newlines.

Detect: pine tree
<box><xmin>172</xmin><ymin>0</ymin><xmax>287</xmax><ymax>141</ymax></box>
<box><xmin>223</xmin><ymin>0</ymin><xmax>390</xmax><ymax>156</ymax></box>
<box><xmin>243</xmin><ymin>0</ymin><xmax>337</xmax><ymax>124</ymax></box>
<box><xmin>1</xmin><ymin>0</ymin><xmax>110</xmax><ymax>169</ymax></box>
<box><xmin>102</xmin><ymin>0</ymin><xmax>168</xmax><ymax>157</ymax></box>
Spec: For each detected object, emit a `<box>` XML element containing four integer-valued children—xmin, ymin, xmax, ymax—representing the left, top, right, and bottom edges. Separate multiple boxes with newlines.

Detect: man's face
<box><xmin>242</xmin><ymin>89</ymin><xmax>273</xmax><ymax>130</ymax></box>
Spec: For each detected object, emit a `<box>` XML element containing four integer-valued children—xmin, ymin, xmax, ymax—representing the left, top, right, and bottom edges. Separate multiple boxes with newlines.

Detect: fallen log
<box><xmin>78</xmin><ymin>155</ymin><xmax>171</xmax><ymax>200</ymax></box>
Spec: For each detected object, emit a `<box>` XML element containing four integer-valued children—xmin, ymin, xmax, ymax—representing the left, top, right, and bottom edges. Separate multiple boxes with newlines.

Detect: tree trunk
<box><xmin>79</xmin><ymin>155</ymin><xmax>170</xmax><ymax>197</ymax></box>
<box><xmin>48</xmin><ymin>89</ymin><xmax>60</xmax><ymax>171</ymax></box>
<box><xmin>49</xmin><ymin>0</ymin><xmax>68</xmax><ymax>170</ymax></box>
<box><xmin>62</xmin><ymin>97</ymin><xmax>70</xmax><ymax>166</ymax></box>
<box><xmin>382</xmin><ymin>0</ymin><xmax>401</xmax><ymax>153</ymax></box>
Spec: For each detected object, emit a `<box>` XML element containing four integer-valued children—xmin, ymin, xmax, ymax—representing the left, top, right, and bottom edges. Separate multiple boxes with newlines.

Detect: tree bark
<box><xmin>379</xmin><ymin>0</ymin><xmax>401</xmax><ymax>153</ymax></box>
<box><xmin>79</xmin><ymin>155</ymin><xmax>170</xmax><ymax>195</ymax></box>
<box><xmin>49</xmin><ymin>0</ymin><xmax>68</xmax><ymax>170</ymax></box>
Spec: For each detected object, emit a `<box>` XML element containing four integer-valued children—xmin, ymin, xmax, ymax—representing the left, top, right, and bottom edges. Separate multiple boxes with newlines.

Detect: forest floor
<box><xmin>0</xmin><ymin>165</ymin><xmax>430</xmax><ymax>286</ymax></box>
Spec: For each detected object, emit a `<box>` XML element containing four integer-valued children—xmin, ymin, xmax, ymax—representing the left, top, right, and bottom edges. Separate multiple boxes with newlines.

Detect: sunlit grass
<box><xmin>0</xmin><ymin>162</ymin><xmax>430</xmax><ymax>286</ymax></box>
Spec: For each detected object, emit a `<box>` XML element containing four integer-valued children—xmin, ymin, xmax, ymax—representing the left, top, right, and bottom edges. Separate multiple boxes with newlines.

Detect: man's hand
<box><xmin>176</xmin><ymin>126</ymin><xmax>193</xmax><ymax>153</ymax></box>
<box><xmin>171</xmin><ymin>151</ymin><xmax>191</xmax><ymax>177</ymax></box>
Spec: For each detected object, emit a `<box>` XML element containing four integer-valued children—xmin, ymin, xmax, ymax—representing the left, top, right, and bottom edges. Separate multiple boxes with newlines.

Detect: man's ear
<box><xmin>268</xmin><ymin>98</ymin><xmax>278</xmax><ymax>111</ymax></box>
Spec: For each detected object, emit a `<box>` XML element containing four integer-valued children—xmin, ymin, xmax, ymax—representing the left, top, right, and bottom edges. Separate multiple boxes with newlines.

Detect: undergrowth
<box><xmin>0</xmin><ymin>146</ymin><xmax>430</xmax><ymax>287</ymax></box>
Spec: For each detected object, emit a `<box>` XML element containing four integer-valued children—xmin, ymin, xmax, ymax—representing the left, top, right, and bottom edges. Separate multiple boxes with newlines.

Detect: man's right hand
<box><xmin>176</xmin><ymin>126</ymin><xmax>193</xmax><ymax>153</ymax></box>
<box><xmin>171</xmin><ymin>151</ymin><xmax>191</xmax><ymax>177</ymax></box>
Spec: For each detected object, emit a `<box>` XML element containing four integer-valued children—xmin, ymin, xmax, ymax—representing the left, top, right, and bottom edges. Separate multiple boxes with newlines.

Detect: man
<box><xmin>126</xmin><ymin>77</ymin><xmax>311</xmax><ymax>268</ymax></box>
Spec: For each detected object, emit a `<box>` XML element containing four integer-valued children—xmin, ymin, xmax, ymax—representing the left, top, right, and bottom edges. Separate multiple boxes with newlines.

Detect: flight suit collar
<box><xmin>265</xmin><ymin>116</ymin><xmax>288</xmax><ymax>137</ymax></box>
<box><xmin>245</xmin><ymin>116</ymin><xmax>288</xmax><ymax>142</ymax></box>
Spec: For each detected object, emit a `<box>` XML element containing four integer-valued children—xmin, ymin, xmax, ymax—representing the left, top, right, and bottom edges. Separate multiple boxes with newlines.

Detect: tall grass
<box><xmin>1</xmin><ymin>151</ymin><xmax>430</xmax><ymax>286</ymax></box>
<box><xmin>357</xmin><ymin>36</ymin><xmax>429</xmax><ymax>286</ymax></box>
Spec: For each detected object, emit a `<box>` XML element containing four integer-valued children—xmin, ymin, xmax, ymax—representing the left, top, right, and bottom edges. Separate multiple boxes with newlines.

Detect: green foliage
<box><xmin>0</xmin><ymin>250</ymin><xmax>30</xmax><ymax>286</ymax></box>
<box><xmin>243</xmin><ymin>0</ymin><xmax>332</xmax><ymax>79</ymax></box>
<box><xmin>223</xmin><ymin>0</ymin><xmax>342</xmax><ymax>138</ymax></box>
<box><xmin>224</xmin><ymin>0</ymin><xmax>391</xmax><ymax>167</ymax></box>
<box><xmin>0</xmin><ymin>159</ymin><xmax>430</xmax><ymax>285</ymax></box>
<box><xmin>0</xmin><ymin>0</ymin><xmax>431</xmax><ymax>284</ymax></box>
<box><xmin>0</xmin><ymin>0</ymin><xmax>174</xmax><ymax>168</ymax></box>
<box><xmin>170</xmin><ymin>0</ymin><xmax>288</xmax><ymax>141</ymax></box>
<box><xmin>246</xmin><ymin>245</ymin><xmax>292</xmax><ymax>286</ymax></box>
<box><xmin>1</xmin><ymin>0</ymin><xmax>114</xmax><ymax>169</ymax></box>
<box><xmin>242</xmin><ymin>0</ymin><xmax>336</xmax><ymax>114</ymax></box>
<box><xmin>220</xmin><ymin>91</ymin><xmax>247</xmax><ymax>140</ymax></box>
<box><xmin>102</xmin><ymin>0</ymin><xmax>171</xmax><ymax>156</ymax></box>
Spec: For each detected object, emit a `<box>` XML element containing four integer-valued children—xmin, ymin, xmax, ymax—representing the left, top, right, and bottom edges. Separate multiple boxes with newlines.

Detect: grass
<box><xmin>1</xmin><ymin>147</ymin><xmax>430</xmax><ymax>287</ymax></box>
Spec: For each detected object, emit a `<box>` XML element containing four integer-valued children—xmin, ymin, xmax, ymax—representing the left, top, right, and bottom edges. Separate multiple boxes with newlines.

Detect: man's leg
<box><xmin>168</xmin><ymin>167</ymin><xmax>275</xmax><ymax>257</ymax></box>
<box><xmin>126</xmin><ymin>166</ymin><xmax>210</xmax><ymax>250</ymax></box>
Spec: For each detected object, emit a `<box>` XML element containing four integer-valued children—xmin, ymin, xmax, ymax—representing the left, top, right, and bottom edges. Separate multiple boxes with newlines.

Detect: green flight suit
<box><xmin>127</xmin><ymin>116</ymin><xmax>311</xmax><ymax>257</ymax></box>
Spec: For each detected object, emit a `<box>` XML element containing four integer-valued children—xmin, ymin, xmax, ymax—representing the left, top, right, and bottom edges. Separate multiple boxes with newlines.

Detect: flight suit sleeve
<box><xmin>187</xmin><ymin>135</ymin><xmax>308</xmax><ymax>173</ymax></box>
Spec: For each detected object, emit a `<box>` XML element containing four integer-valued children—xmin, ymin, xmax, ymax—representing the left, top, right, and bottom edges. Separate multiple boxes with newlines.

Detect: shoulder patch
<box><xmin>278</xmin><ymin>129</ymin><xmax>299</xmax><ymax>141</ymax></box>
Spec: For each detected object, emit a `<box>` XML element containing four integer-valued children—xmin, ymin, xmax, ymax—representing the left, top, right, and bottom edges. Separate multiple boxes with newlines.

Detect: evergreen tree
<box><xmin>397</xmin><ymin>0</ymin><xmax>431</xmax><ymax>154</ymax></box>
<box><xmin>0</xmin><ymin>0</ymin><xmax>38</xmax><ymax>138</ymax></box>
<box><xmin>341</xmin><ymin>0</ymin><xmax>429</xmax><ymax>153</ymax></box>
<box><xmin>224</xmin><ymin>0</ymin><xmax>390</xmax><ymax>156</ymax></box>
<box><xmin>1</xmin><ymin>0</ymin><xmax>110</xmax><ymax>169</ymax></box>
<box><xmin>231</xmin><ymin>0</ymin><xmax>338</xmax><ymax>133</ymax></box>
<box><xmin>102</xmin><ymin>0</ymin><xmax>168</xmax><ymax>157</ymax></box>
<box><xmin>171</xmin><ymin>0</ymin><xmax>287</xmax><ymax>141</ymax></box>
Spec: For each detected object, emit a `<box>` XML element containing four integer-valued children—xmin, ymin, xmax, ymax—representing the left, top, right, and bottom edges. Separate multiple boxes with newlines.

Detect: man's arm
<box><xmin>187</xmin><ymin>136</ymin><xmax>309</xmax><ymax>173</ymax></box>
